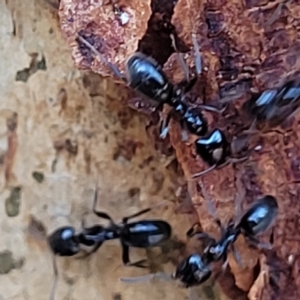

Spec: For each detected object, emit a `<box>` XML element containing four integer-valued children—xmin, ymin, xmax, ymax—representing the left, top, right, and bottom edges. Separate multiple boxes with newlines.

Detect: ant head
<box><xmin>172</xmin><ymin>254</ymin><xmax>211</xmax><ymax>288</ymax></box>
<box><xmin>48</xmin><ymin>226</ymin><xmax>80</xmax><ymax>257</ymax></box>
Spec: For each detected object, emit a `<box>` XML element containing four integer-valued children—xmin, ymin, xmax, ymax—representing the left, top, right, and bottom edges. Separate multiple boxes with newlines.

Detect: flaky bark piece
<box><xmin>58</xmin><ymin>0</ymin><xmax>151</xmax><ymax>77</ymax></box>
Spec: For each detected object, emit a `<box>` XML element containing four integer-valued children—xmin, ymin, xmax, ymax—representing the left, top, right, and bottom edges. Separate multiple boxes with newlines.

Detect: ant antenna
<box><xmin>186</xmin><ymin>0</ymin><xmax>202</xmax><ymax>76</ymax></box>
<box><xmin>234</xmin><ymin>169</ymin><xmax>245</xmax><ymax>224</ymax></box>
<box><xmin>192</xmin><ymin>33</ymin><xmax>202</xmax><ymax>76</ymax></box>
<box><xmin>49</xmin><ymin>255</ymin><xmax>58</xmax><ymax>300</ymax></box>
<box><xmin>76</xmin><ymin>35</ymin><xmax>124</xmax><ymax>80</ymax></box>
<box><xmin>170</xmin><ymin>33</ymin><xmax>190</xmax><ymax>83</ymax></box>
<box><xmin>198</xmin><ymin>179</ymin><xmax>216</xmax><ymax>217</ymax></box>
<box><xmin>197</xmin><ymin>179</ymin><xmax>225</xmax><ymax>233</ymax></box>
<box><xmin>92</xmin><ymin>177</ymin><xmax>100</xmax><ymax>214</ymax></box>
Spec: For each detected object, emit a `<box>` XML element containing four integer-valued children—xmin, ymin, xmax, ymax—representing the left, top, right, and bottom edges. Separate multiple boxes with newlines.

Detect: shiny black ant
<box><xmin>242</xmin><ymin>79</ymin><xmax>300</xmax><ymax>132</ymax></box>
<box><xmin>48</xmin><ymin>183</ymin><xmax>171</xmax><ymax>299</ymax></box>
<box><xmin>48</xmin><ymin>188</ymin><xmax>171</xmax><ymax>266</ymax></box>
<box><xmin>172</xmin><ymin>195</ymin><xmax>278</xmax><ymax>288</ymax></box>
<box><xmin>76</xmin><ymin>34</ymin><xmax>222</xmax><ymax>137</ymax></box>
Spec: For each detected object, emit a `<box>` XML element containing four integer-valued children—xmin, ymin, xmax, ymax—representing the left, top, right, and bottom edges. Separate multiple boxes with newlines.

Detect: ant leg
<box><xmin>241</xmin><ymin>119</ymin><xmax>258</xmax><ymax>135</ymax></box>
<box><xmin>159</xmin><ymin>109</ymin><xmax>174</xmax><ymax>139</ymax></box>
<box><xmin>234</xmin><ymin>170</ymin><xmax>245</xmax><ymax>224</ymax></box>
<box><xmin>120</xmin><ymin>272</ymin><xmax>172</xmax><ymax>283</ymax></box>
<box><xmin>122</xmin><ymin>208</ymin><xmax>152</xmax><ymax>224</ymax></box>
<box><xmin>193</xmin><ymin>178</ymin><xmax>231</xmax><ymax>241</ymax></box>
<box><xmin>214</xmin><ymin>218</ymin><xmax>226</xmax><ymax>237</ymax></box>
<box><xmin>246</xmin><ymin>236</ymin><xmax>273</xmax><ymax>250</ymax></box>
<box><xmin>197</xmin><ymin>104</ymin><xmax>226</xmax><ymax>114</ymax></box>
<box><xmin>228</xmin><ymin>156</ymin><xmax>249</xmax><ymax>165</ymax></box>
<box><xmin>192</xmin><ymin>159</ymin><xmax>240</xmax><ymax>180</ymax></box>
<box><xmin>189</xmin><ymin>231</ymin><xmax>211</xmax><ymax>240</ymax></box>
<box><xmin>231</xmin><ymin>244</ymin><xmax>244</xmax><ymax>268</ymax></box>
<box><xmin>122</xmin><ymin>201</ymin><xmax>167</xmax><ymax>224</ymax></box>
<box><xmin>122</xmin><ymin>242</ymin><xmax>130</xmax><ymax>264</ymax></box>
<box><xmin>193</xmin><ymin>233</ymin><xmax>216</xmax><ymax>246</ymax></box>
<box><xmin>89</xmin><ymin>241</ymin><xmax>104</xmax><ymax>255</ymax></box>
<box><xmin>153</xmin><ymin>101</ymin><xmax>165</xmax><ymax>114</ymax></box>
<box><xmin>80</xmin><ymin>212</ymin><xmax>90</xmax><ymax>230</ymax></box>
<box><xmin>192</xmin><ymin>33</ymin><xmax>202</xmax><ymax>76</ymax></box>
<box><xmin>179</xmin><ymin>118</ymin><xmax>190</xmax><ymax>142</ymax></box>
<box><xmin>121</xmin><ymin>242</ymin><xmax>148</xmax><ymax>268</ymax></box>
<box><xmin>221</xmin><ymin>258</ymin><xmax>229</xmax><ymax>273</ymax></box>
<box><xmin>78</xmin><ymin>225</ymin><xmax>105</xmax><ymax>258</ymax></box>
<box><xmin>91</xmin><ymin>184</ymin><xmax>116</xmax><ymax>225</ymax></box>
<box><xmin>74</xmin><ymin>240</ymin><xmax>104</xmax><ymax>260</ymax></box>
<box><xmin>265</xmin><ymin>128</ymin><xmax>293</xmax><ymax>135</ymax></box>
<box><xmin>186</xmin><ymin>223</ymin><xmax>202</xmax><ymax>237</ymax></box>
<box><xmin>170</xmin><ymin>34</ymin><xmax>190</xmax><ymax>83</ymax></box>
<box><xmin>127</xmin><ymin>260</ymin><xmax>149</xmax><ymax>268</ymax></box>
<box><xmin>93</xmin><ymin>210</ymin><xmax>115</xmax><ymax>224</ymax></box>
<box><xmin>186</xmin><ymin>223</ymin><xmax>217</xmax><ymax>244</ymax></box>
<box><xmin>76</xmin><ymin>35</ymin><xmax>125</xmax><ymax>81</ymax></box>
<box><xmin>190</xmin><ymin>164</ymin><xmax>217</xmax><ymax>179</ymax></box>
<box><xmin>196</xmin><ymin>178</ymin><xmax>221</xmax><ymax>229</ymax></box>
<box><xmin>49</xmin><ymin>255</ymin><xmax>58</xmax><ymax>300</ymax></box>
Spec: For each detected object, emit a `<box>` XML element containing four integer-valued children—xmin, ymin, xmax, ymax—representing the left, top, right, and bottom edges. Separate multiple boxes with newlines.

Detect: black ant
<box><xmin>191</xmin><ymin>79</ymin><xmax>300</xmax><ymax>178</ymax></box>
<box><xmin>242</xmin><ymin>79</ymin><xmax>300</xmax><ymax>132</ymax></box>
<box><xmin>48</xmin><ymin>187</ymin><xmax>172</xmax><ymax>266</ymax></box>
<box><xmin>48</xmin><ymin>183</ymin><xmax>171</xmax><ymax>299</ymax></box>
<box><xmin>76</xmin><ymin>34</ymin><xmax>222</xmax><ymax>138</ymax></box>
<box><xmin>172</xmin><ymin>195</ymin><xmax>279</xmax><ymax>288</ymax></box>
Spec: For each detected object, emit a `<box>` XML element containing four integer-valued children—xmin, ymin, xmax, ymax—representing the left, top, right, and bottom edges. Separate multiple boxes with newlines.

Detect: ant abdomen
<box><xmin>125</xmin><ymin>52</ymin><xmax>174</xmax><ymax>104</ymax></box>
<box><xmin>237</xmin><ymin>195</ymin><xmax>278</xmax><ymax>238</ymax></box>
<box><xmin>122</xmin><ymin>220</ymin><xmax>172</xmax><ymax>248</ymax></box>
<box><xmin>243</xmin><ymin>79</ymin><xmax>300</xmax><ymax>128</ymax></box>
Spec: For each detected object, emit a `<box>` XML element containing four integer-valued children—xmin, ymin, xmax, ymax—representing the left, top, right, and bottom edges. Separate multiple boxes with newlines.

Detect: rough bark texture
<box><xmin>6</xmin><ymin>0</ymin><xmax>300</xmax><ymax>299</ymax></box>
<box><xmin>58</xmin><ymin>0</ymin><xmax>300</xmax><ymax>299</ymax></box>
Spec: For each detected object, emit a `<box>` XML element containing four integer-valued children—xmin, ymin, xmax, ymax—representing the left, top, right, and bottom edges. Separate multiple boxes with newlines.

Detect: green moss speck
<box><xmin>5</xmin><ymin>186</ymin><xmax>22</xmax><ymax>217</ymax></box>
